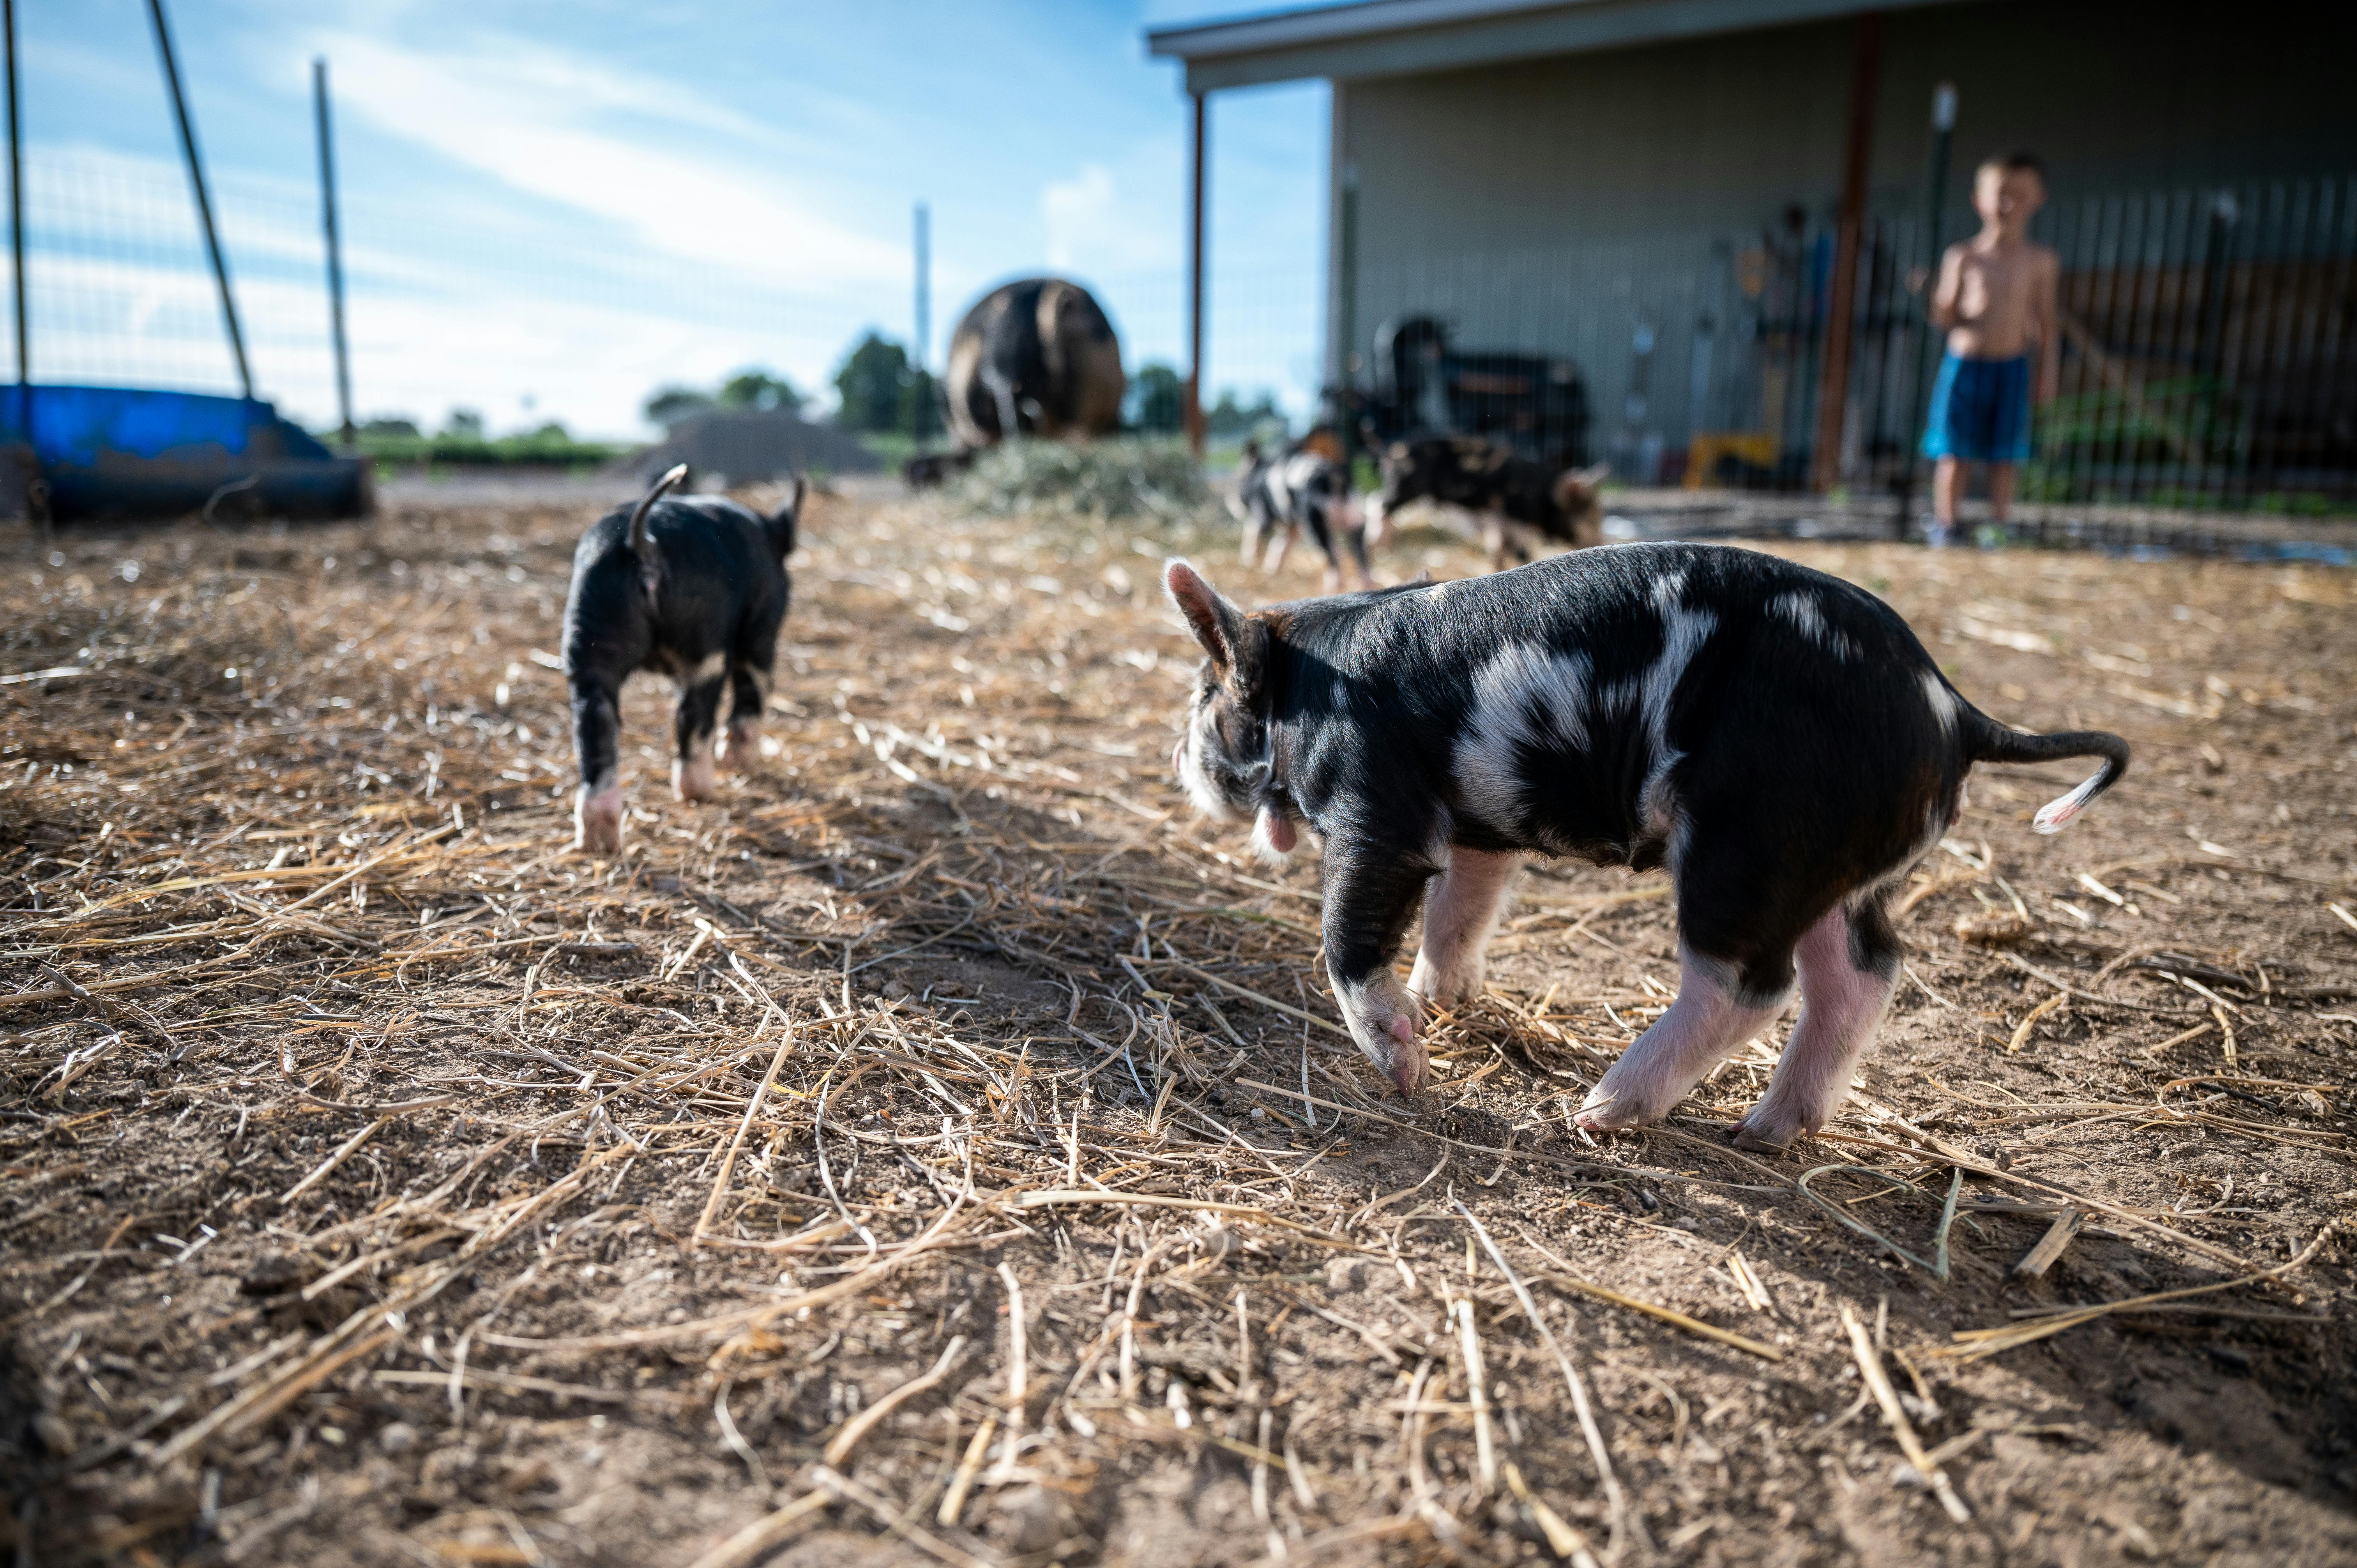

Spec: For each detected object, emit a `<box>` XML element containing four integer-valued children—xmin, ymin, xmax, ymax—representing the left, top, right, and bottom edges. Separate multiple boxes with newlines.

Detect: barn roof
<box><xmin>1146</xmin><ymin>0</ymin><xmax>1937</xmax><ymax>92</ymax></box>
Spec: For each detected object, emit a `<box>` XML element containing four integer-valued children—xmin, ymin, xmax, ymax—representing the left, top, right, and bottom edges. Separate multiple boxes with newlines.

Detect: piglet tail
<box><xmin>629</xmin><ymin>463</ymin><xmax>690</xmax><ymax>600</ymax></box>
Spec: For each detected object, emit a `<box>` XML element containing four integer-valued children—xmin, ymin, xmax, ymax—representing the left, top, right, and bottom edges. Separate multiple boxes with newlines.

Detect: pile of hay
<box><xmin>954</xmin><ymin>438</ymin><xmax>1210</xmax><ymax>520</ymax></box>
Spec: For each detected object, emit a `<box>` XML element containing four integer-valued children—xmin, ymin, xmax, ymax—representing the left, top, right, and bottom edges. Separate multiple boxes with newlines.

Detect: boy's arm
<box><xmin>1927</xmin><ymin>244</ymin><xmax>1963</xmax><ymax>332</ymax></box>
<box><xmin>2034</xmin><ymin>247</ymin><xmax>2061</xmax><ymax>402</ymax></box>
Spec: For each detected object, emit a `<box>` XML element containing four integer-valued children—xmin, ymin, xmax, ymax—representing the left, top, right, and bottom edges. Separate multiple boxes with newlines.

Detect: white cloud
<box><xmin>21</xmin><ymin>240</ymin><xmax>846</xmax><ymax>440</ymax></box>
<box><xmin>1037</xmin><ymin>144</ymin><xmax>1184</xmax><ymax>280</ymax></box>
<box><xmin>300</xmin><ymin>24</ymin><xmax>906</xmax><ymax>290</ymax></box>
<box><xmin>1041</xmin><ymin>165</ymin><xmax>1116</xmax><ymax>272</ymax></box>
<box><xmin>15</xmin><ymin>143</ymin><xmax>856</xmax><ymax>438</ymax></box>
<box><xmin>14</xmin><ymin>4</ymin><xmax>1331</xmax><ymax>435</ymax></box>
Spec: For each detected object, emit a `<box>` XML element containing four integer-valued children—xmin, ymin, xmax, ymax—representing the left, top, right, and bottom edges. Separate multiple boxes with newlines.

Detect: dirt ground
<box><xmin>3</xmin><ymin>484</ymin><xmax>2354</xmax><ymax>1568</ymax></box>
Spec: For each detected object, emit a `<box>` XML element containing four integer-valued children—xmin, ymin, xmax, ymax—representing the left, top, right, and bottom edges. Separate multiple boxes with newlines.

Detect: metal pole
<box><xmin>1809</xmin><ymin>10</ymin><xmax>1882</xmax><ymax>494</ymax></box>
<box><xmin>1338</xmin><ymin>160</ymin><xmax>1359</xmax><ymax>390</ymax></box>
<box><xmin>2193</xmin><ymin>190</ymin><xmax>2237</xmax><ymax>470</ymax></box>
<box><xmin>5</xmin><ymin>0</ymin><xmax>25</xmax><ymax>401</ymax></box>
<box><xmin>913</xmin><ymin>201</ymin><xmax>929</xmax><ymax>373</ymax></box>
<box><xmin>147</xmin><ymin>0</ymin><xmax>251</xmax><ymax>400</ymax></box>
<box><xmin>1896</xmin><ymin>81</ymin><xmax>1956</xmax><ymax>534</ymax></box>
<box><xmin>315</xmin><ymin>58</ymin><xmax>353</xmax><ymax>447</ymax></box>
<box><xmin>1185</xmin><ymin>90</ymin><xmax>1206</xmax><ymax>456</ymax></box>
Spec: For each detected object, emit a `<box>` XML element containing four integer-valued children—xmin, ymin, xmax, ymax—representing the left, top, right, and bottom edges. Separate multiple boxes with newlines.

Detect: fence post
<box><xmin>2193</xmin><ymin>190</ymin><xmax>2237</xmax><ymax>487</ymax></box>
<box><xmin>2</xmin><ymin>0</ymin><xmax>29</xmax><ymax>528</ymax></box>
<box><xmin>147</xmin><ymin>0</ymin><xmax>252</xmax><ymax>402</ymax></box>
<box><xmin>1337</xmin><ymin>159</ymin><xmax>1359</xmax><ymax>394</ymax></box>
<box><xmin>314</xmin><ymin>58</ymin><xmax>354</xmax><ymax>449</ymax></box>
<box><xmin>5</xmin><ymin>0</ymin><xmax>25</xmax><ymax>399</ymax></box>
<box><xmin>1186</xmin><ymin>90</ymin><xmax>1207</xmax><ymax>457</ymax></box>
<box><xmin>1895</xmin><ymin>82</ymin><xmax>1956</xmax><ymax>535</ymax></box>
<box><xmin>912</xmin><ymin>200</ymin><xmax>935</xmax><ymax>440</ymax></box>
<box><xmin>1809</xmin><ymin>10</ymin><xmax>1882</xmax><ymax>494</ymax></box>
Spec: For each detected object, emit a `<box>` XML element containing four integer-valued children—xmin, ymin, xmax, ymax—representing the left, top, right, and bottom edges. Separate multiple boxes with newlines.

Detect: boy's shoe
<box><xmin>1917</xmin><ymin>514</ymin><xmax>1950</xmax><ymax>548</ymax></box>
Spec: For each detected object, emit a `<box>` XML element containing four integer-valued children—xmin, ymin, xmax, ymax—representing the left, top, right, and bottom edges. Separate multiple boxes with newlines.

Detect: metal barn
<box><xmin>1151</xmin><ymin>0</ymin><xmax>2357</xmax><ymax>509</ymax></box>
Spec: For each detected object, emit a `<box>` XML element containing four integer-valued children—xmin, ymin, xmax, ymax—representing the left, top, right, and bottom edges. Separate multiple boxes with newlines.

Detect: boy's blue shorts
<box><xmin>1921</xmin><ymin>352</ymin><xmax>2031</xmax><ymax>463</ymax></box>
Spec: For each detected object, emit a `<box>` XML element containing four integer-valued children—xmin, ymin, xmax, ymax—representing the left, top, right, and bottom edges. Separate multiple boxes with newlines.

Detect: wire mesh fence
<box><xmin>0</xmin><ymin>148</ymin><xmax>1329</xmax><ymax>450</ymax></box>
<box><xmin>8</xmin><ymin>146</ymin><xmax>2353</xmax><ymax>517</ymax></box>
<box><xmin>1324</xmin><ymin>171</ymin><xmax>2357</xmax><ymax>514</ymax></box>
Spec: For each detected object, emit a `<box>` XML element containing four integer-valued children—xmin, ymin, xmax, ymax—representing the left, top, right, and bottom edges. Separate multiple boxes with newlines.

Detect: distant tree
<box><xmin>1206</xmin><ymin>390</ymin><xmax>1284</xmax><ymax>441</ymax></box>
<box><xmin>358</xmin><ymin>415</ymin><xmax>421</xmax><ymax>438</ymax></box>
<box><xmin>1128</xmin><ymin>362</ymin><xmax>1184</xmax><ymax>434</ymax></box>
<box><xmin>898</xmin><ymin>367</ymin><xmax>941</xmax><ymax>439</ymax></box>
<box><xmin>443</xmin><ymin>408</ymin><xmax>486</xmax><ymax>439</ymax></box>
<box><xmin>834</xmin><ymin>333</ymin><xmax>914</xmax><ymax>434</ymax></box>
<box><xmin>643</xmin><ymin>385</ymin><xmax>716</xmax><ymax>428</ymax></box>
<box><xmin>717</xmin><ymin>369</ymin><xmax>804</xmax><ymax>413</ymax></box>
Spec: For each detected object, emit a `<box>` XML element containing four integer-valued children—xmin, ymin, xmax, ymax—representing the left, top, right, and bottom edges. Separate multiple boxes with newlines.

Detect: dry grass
<box><xmin>3</xmin><ymin>490</ymin><xmax>2355</xmax><ymax>1567</ymax></box>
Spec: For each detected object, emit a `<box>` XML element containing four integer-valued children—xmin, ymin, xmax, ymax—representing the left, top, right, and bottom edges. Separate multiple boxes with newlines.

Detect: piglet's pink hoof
<box><xmin>717</xmin><ymin>723</ymin><xmax>762</xmax><ymax>777</ymax></box>
<box><xmin>1732</xmin><ymin>1109</ymin><xmax>1808</xmax><ymax>1153</ymax></box>
<box><xmin>1571</xmin><ymin>1086</ymin><xmax>1649</xmax><ymax>1135</ymax></box>
<box><xmin>1384</xmin><ymin>1016</ymin><xmax>1426</xmax><ymax>1095</ymax></box>
<box><xmin>673</xmin><ymin>753</ymin><xmax>718</xmax><ymax>802</ymax></box>
<box><xmin>574</xmin><ymin>787</ymin><xmax>624</xmax><ymax>856</ymax></box>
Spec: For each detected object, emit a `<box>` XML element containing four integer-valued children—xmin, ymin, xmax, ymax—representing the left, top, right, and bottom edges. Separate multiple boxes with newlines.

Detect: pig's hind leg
<box><xmin>718</xmin><ymin>602</ymin><xmax>783</xmax><ymax>777</ymax></box>
<box><xmin>1240</xmin><ymin>496</ymin><xmax>1271</xmax><ymax>570</ymax></box>
<box><xmin>569</xmin><ymin>678</ymin><xmax>626</xmax><ymax>855</ymax></box>
<box><xmin>1578</xmin><ymin>823</ymin><xmax>1803</xmax><ymax>1132</ymax></box>
<box><xmin>1575</xmin><ymin>948</ymin><xmax>1786</xmax><ymax>1132</ymax></box>
<box><xmin>1733</xmin><ymin>899</ymin><xmax>1898</xmax><ymax>1151</ymax></box>
<box><xmin>670</xmin><ymin>654</ymin><xmax>726</xmax><ymax>801</ymax></box>
<box><xmin>717</xmin><ymin>662</ymin><xmax>768</xmax><ymax>775</ymax></box>
<box><xmin>1262</xmin><ymin>515</ymin><xmax>1294</xmax><ymax>578</ymax></box>
<box><xmin>1305</xmin><ymin>494</ymin><xmax>1369</xmax><ymax>595</ymax></box>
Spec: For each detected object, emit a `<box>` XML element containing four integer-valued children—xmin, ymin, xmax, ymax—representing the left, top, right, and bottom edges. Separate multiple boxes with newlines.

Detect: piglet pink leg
<box><xmin>1735</xmin><ymin>907</ymin><xmax>1896</xmax><ymax>1151</ymax></box>
<box><xmin>673</xmin><ymin>740</ymin><xmax>717</xmax><ymax>802</ymax></box>
<box><xmin>717</xmin><ymin>719</ymin><xmax>763</xmax><ymax>775</ymax></box>
<box><xmin>1577</xmin><ymin>950</ymin><xmax>1785</xmax><ymax>1132</ymax></box>
<box><xmin>574</xmin><ymin>782</ymin><xmax>624</xmax><ymax>855</ymax></box>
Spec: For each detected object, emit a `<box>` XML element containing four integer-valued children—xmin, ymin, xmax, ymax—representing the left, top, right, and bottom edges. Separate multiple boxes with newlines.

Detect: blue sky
<box><xmin>11</xmin><ymin>0</ymin><xmax>1331</xmax><ymax>437</ymax></box>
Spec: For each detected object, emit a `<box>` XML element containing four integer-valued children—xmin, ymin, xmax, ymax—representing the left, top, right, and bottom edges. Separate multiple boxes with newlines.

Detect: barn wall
<box><xmin>1345</xmin><ymin>0</ymin><xmax>2357</xmax><ymax>252</ymax></box>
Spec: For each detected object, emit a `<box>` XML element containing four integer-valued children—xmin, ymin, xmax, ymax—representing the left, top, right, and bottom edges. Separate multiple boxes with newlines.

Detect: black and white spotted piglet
<box><xmin>561</xmin><ymin>464</ymin><xmax>802</xmax><ymax>854</ymax></box>
<box><xmin>1163</xmin><ymin>543</ymin><xmax>2127</xmax><ymax>1150</ymax></box>
<box><xmin>1231</xmin><ymin>438</ymin><xmax>1372</xmax><ymax>593</ymax></box>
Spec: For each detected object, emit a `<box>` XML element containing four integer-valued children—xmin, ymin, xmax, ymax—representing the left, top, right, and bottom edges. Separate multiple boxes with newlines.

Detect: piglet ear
<box><xmin>1552</xmin><ymin>462</ymin><xmax>1610</xmax><ymax>513</ymax></box>
<box><xmin>1164</xmin><ymin>559</ymin><xmax>1239</xmax><ymax>669</ymax></box>
<box><xmin>1164</xmin><ymin>559</ymin><xmax>1269</xmax><ymax>697</ymax></box>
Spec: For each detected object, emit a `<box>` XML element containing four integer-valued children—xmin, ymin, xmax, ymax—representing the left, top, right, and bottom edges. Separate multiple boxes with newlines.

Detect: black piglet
<box><xmin>560</xmin><ymin>463</ymin><xmax>802</xmax><ymax>854</ymax></box>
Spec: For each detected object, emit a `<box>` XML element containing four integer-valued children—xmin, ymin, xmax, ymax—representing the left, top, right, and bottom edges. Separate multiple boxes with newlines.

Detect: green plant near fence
<box><xmin>2034</xmin><ymin>374</ymin><xmax>2239</xmax><ymax>453</ymax></box>
<box><xmin>2018</xmin><ymin>374</ymin><xmax>2295</xmax><ymax>510</ymax></box>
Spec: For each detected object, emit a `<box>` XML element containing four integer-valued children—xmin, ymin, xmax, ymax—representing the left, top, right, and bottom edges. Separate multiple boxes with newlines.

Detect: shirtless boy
<box><xmin>1923</xmin><ymin>152</ymin><xmax>2059</xmax><ymax>543</ymax></box>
